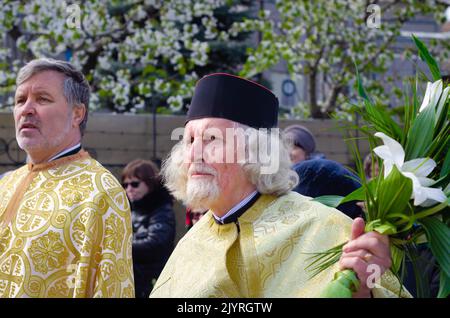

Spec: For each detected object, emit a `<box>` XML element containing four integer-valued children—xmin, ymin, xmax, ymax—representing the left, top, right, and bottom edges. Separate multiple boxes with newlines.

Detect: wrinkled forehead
<box><xmin>15</xmin><ymin>70</ymin><xmax>65</xmax><ymax>95</ymax></box>
<box><xmin>184</xmin><ymin>117</ymin><xmax>238</xmax><ymax>136</ymax></box>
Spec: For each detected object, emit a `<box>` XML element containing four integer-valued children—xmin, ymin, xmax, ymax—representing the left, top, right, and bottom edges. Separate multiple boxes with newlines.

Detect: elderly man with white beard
<box><xmin>150</xmin><ymin>73</ymin><xmax>408</xmax><ymax>298</ymax></box>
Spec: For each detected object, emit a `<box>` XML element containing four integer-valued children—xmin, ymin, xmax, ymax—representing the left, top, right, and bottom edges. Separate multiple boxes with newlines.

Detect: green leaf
<box><xmin>405</xmin><ymin>244</ymin><xmax>431</xmax><ymax>298</ymax></box>
<box><xmin>319</xmin><ymin>269</ymin><xmax>359</xmax><ymax>298</ymax></box>
<box><xmin>353</xmin><ymin>98</ymin><xmax>403</xmax><ymax>142</ymax></box>
<box><xmin>305</xmin><ymin>243</ymin><xmax>345</xmax><ymax>278</ymax></box>
<box><xmin>339</xmin><ymin>181</ymin><xmax>376</xmax><ymax>205</ymax></box>
<box><xmin>404</xmin><ymin>101</ymin><xmax>436</xmax><ymax>160</ymax></box>
<box><xmin>412</xmin><ymin>35</ymin><xmax>441</xmax><ymax>81</ymax></box>
<box><xmin>419</xmin><ymin>217</ymin><xmax>450</xmax><ymax>279</ymax></box>
<box><xmin>376</xmin><ymin>165</ymin><xmax>413</xmax><ymax>220</ymax></box>
<box><xmin>438</xmin><ymin>268</ymin><xmax>450</xmax><ymax>298</ymax></box>
<box><xmin>312</xmin><ymin>195</ymin><xmax>344</xmax><ymax>208</ymax></box>
<box><xmin>354</xmin><ymin>60</ymin><xmax>372</xmax><ymax>104</ymax></box>
<box><xmin>366</xmin><ymin>220</ymin><xmax>397</xmax><ymax>235</ymax></box>
<box><xmin>390</xmin><ymin>244</ymin><xmax>405</xmax><ymax>275</ymax></box>
<box><xmin>441</xmin><ymin>147</ymin><xmax>450</xmax><ymax>179</ymax></box>
<box><xmin>411</xmin><ymin>198</ymin><xmax>450</xmax><ymax>222</ymax></box>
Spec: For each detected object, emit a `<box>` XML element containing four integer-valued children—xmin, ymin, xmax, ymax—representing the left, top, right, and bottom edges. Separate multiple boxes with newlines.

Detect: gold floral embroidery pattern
<box><xmin>29</xmin><ymin>231</ymin><xmax>69</xmax><ymax>274</ymax></box>
<box><xmin>104</xmin><ymin>214</ymin><xmax>124</xmax><ymax>254</ymax></box>
<box><xmin>60</xmin><ymin>174</ymin><xmax>94</xmax><ymax>206</ymax></box>
<box><xmin>0</xmin><ymin>227</ymin><xmax>12</xmax><ymax>254</ymax></box>
<box><xmin>47</xmin><ymin>278</ymin><xmax>70</xmax><ymax>297</ymax></box>
<box><xmin>122</xmin><ymin>285</ymin><xmax>134</xmax><ymax>298</ymax></box>
<box><xmin>71</xmin><ymin>209</ymin><xmax>99</xmax><ymax>254</ymax></box>
<box><xmin>0</xmin><ymin>254</ymin><xmax>24</xmax><ymax>297</ymax></box>
<box><xmin>0</xmin><ymin>157</ymin><xmax>134</xmax><ymax>297</ymax></box>
<box><xmin>16</xmin><ymin>192</ymin><xmax>53</xmax><ymax>232</ymax></box>
<box><xmin>99</xmin><ymin>174</ymin><xmax>130</xmax><ymax>214</ymax></box>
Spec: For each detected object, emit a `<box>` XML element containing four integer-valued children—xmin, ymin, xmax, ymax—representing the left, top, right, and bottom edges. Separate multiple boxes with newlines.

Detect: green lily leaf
<box><xmin>438</xmin><ymin>268</ymin><xmax>450</xmax><ymax>298</ymax></box>
<box><xmin>354</xmin><ymin>62</ymin><xmax>402</xmax><ymax>140</ymax></box>
<box><xmin>419</xmin><ymin>217</ymin><xmax>450</xmax><ymax>279</ymax></box>
<box><xmin>376</xmin><ymin>165</ymin><xmax>413</xmax><ymax>220</ymax></box>
<box><xmin>390</xmin><ymin>244</ymin><xmax>405</xmax><ymax>275</ymax></box>
<box><xmin>374</xmin><ymin>222</ymin><xmax>397</xmax><ymax>235</ymax></box>
<box><xmin>340</xmin><ymin>183</ymin><xmax>373</xmax><ymax>204</ymax></box>
<box><xmin>412</xmin><ymin>35</ymin><xmax>441</xmax><ymax>81</ymax></box>
<box><xmin>441</xmin><ymin>147</ymin><xmax>450</xmax><ymax>179</ymax></box>
<box><xmin>319</xmin><ymin>269</ymin><xmax>359</xmax><ymax>298</ymax></box>
<box><xmin>312</xmin><ymin>195</ymin><xmax>345</xmax><ymax>208</ymax></box>
<box><xmin>313</xmin><ymin>184</ymin><xmax>375</xmax><ymax>208</ymax></box>
<box><xmin>404</xmin><ymin>102</ymin><xmax>436</xmax><ymax>160</ymax></box>
<box><xmin>355</xmin><ymin>60</ymin><xmax>373</xmax><ymax>105</ymax></box>
<box><xmin>366</xmin><ymin>220</ymin><xmax>397</xmax><ymax>235</ymax></box>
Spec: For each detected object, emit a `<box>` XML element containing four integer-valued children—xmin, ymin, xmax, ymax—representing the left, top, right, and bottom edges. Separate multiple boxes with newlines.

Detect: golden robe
<box><xmin>0</xmin><ymin>151</ymin><xmax>134</xmax><ymax>297</ymax></box>
<box><xmin>150</xmin><ymin>192</ymin><xmax>410</xmax><ymax>298</ymax></box>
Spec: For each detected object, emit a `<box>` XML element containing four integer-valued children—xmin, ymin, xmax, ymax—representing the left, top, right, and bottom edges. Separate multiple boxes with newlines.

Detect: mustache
<box><xmin>188</xmin><ymin>164</ymin><xmax>218</xmax><ymax>176</ymax></box>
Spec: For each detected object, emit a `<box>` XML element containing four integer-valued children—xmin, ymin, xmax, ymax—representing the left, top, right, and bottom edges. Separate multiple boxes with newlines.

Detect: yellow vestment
<box><xmin>0</xmin><ymin>151</ymin><xmax>134</xmax><ymax>297</ymax></box>
<box><xmin>150</xmin><ymin>192</ymin><xmax>409</xmax><ymax>298</ymax></box>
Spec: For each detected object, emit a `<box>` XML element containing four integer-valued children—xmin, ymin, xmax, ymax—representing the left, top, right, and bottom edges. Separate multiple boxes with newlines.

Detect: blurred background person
<box><xmin>292</xmin><ymin>158</ymin><xmax>363</xmax><ymax>219</ymax></box>
<box><xmin>285</xmin><ymin>125</ymin><xmax>363</xmax><ymax>219</ymax></box>
<box><xmin>185</xmin><ymin>207</ymin><xmax>207</xmax><ymax>230</ymax></box>
<box><xmin>122</xmin><ymin>159</ymin><xmax>176</xmax><ymax>298</ymax></box>
<box><xmin>363</xmin><ymin>153</ymin><xmax>379</xmax><ymax>180</ymax></box>
<box><xmin>284</xmin><ymin>124</ymin><xmax>324</xmax><ymax>163</ymax></box>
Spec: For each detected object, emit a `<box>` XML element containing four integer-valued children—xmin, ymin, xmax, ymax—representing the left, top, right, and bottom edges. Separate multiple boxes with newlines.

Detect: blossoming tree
<box><xmin>231</xmin><ymin>0</ymin><xmax>450</xmax><ymax>118</ymax></box>
<box><xmin>0</xmin><ymin>0</ymin><xmax>252</xmax><ymax>113</ymax></box>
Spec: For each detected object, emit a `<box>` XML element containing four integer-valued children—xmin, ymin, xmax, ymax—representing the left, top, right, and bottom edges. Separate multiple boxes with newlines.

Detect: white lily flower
<box><xmin>373</xmin><ymin>132</ymin><xmax>447</xmax><ymax>206</ymax></box>
<box><xmin>419</xmin><ymin>80</ymin><xmax>443</xmax><ymax>112</ymax></box>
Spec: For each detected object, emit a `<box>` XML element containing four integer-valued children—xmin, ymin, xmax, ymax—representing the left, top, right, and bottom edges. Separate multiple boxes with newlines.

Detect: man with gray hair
<box><xmin>0</xmin><ymin>58</ymin><xmax>134</xmax><ymax>297</ymax></box>
<box><xmin>150</xmin><ymin>73</ymin><xmax>409</xmax><ymax>298</ymax></box>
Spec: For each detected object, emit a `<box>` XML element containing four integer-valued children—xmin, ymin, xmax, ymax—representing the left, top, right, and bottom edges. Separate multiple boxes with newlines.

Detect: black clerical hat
<box><xmin>186</xmin><ymin>73</ymin><xmax>279</xmax><ymax>128</ymax></box>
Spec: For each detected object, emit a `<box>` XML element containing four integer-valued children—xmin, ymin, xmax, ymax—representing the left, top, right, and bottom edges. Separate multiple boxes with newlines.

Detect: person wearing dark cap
<box><xmin>150</xmin><ymin>73</ymin><xmax>406</xmax><ymax>298</ymax></box>
<box><xmin>284</xmin><ymin>125</ymin><xmax>363</xmax><ymax>218</ymax></box>
<box><xmin>284</xmin><ymin>124</ymin><xmax>317</xmax><ymax>163</ymax></box>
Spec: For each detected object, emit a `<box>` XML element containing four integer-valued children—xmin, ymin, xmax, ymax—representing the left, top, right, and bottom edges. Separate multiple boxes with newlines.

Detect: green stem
<box><xmin>399</xmin><ymin>200</ymin><xmax>449</xmax><ymax>225</ymax></box>
<box><xmin>319</xmin><ymin>269</ymin><xmax>360</xmax><ymax>298</ymax></box>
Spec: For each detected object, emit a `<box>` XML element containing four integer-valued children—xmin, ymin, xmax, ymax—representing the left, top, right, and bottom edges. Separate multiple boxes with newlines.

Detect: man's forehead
<box><xmin>185</xmin><ymin>117</ymin><xmax>237</xmax><ymax>133</ymax></box>
<box><xmin>16</xmin><ymin>70</ymin><xmax>65</xmax><ymax>93</ymax></box>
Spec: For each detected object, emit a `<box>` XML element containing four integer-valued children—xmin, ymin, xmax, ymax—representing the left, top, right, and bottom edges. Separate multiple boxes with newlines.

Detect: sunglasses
<box><xmin>122</xmin><ymin>181</ymin><xmax>141</xmax><ymax>189</ymax></box>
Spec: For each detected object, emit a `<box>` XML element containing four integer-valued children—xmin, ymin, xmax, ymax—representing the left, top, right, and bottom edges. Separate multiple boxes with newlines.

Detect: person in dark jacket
<box><xmin>292</xmin><ymin>158</ymin><xmax>363</xmax><ymax>219</ymax></box>
<box><xmin>122</xmin><ymin>159</ymin><xmax>176</xmax><ymax>298</ymax></box>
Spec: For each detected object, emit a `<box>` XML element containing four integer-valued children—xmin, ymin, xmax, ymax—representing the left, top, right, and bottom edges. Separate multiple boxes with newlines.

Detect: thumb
<box><xmin>351</xmin><ymin>217</ymin><xmax>365</xmax><ymax>240</ymax></box>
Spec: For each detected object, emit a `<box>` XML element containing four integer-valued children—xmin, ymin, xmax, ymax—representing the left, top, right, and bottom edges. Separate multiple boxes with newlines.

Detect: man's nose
<box><xmin>19</xmin><ymin>99</ymin><xmax>37</xmax><ymax>117</ymax></box>
<box><xmin>189</xmin><ymin>138</ymin><xmax>204</xmax><ymax>163</ymax></box>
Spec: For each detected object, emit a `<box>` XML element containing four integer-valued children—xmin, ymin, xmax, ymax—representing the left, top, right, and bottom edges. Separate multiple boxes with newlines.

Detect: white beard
<box><xmin>186</xmin><ymin>177</ymin><xmax>220</xmax><ymax>211</ymax></box>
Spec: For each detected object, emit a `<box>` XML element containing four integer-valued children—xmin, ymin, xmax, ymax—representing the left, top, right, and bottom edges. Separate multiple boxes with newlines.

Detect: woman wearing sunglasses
<box><xmin>121</xmin><ymin>159</ymin><xmax>175</xmax><ymax>298</ymax></box>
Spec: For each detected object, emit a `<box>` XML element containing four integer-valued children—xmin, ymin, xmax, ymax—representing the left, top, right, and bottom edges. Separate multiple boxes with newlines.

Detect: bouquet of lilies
<box><xmin>308</xmin><ymin>36</ymin><xmax>450</xmax><ymax>298</ymax></box>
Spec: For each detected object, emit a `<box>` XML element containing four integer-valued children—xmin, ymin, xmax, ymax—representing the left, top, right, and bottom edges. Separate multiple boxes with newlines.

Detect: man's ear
<box><xmin>72</xmin><ymin>104</ymin><xmax>86</xmax><ymax>128</ymax></box>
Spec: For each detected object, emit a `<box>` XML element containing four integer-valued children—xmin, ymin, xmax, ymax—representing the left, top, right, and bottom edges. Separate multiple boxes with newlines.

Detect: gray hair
<box><xmin>16</xmin><ymin>58</ymin><xmax>90</xmax><ymax>135</ymax></box>
<box><xmin>237</xmin><ymin>123</ymin><xmax>299</xmax><ymax>196</ymax></box>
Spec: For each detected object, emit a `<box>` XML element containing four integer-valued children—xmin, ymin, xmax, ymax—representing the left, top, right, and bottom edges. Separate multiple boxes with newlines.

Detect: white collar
<box><xmin>213</xmin><ymin>190</ymin><xmax>258</xmax><ymax>224</ymax></box>
<box><xmin>48</xmin><ymin>143</ymin><xmax>81</xmax><ymax>162</ymax></box>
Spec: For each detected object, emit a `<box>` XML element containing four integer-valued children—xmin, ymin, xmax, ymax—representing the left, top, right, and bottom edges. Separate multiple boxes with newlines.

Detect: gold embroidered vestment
<box><xmin>0</xmin><ymin>151</ymin><xmax>134</xmax><ymax>297</ymax></box>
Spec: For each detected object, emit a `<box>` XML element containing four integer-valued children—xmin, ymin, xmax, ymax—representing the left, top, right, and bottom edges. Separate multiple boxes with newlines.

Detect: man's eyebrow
<box><xmin>15</xmin><ymin>91</ymin><xmax>26</xmax><ymax>99</ymax></box>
